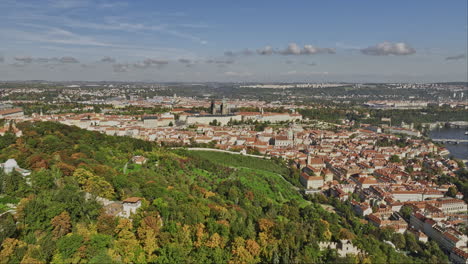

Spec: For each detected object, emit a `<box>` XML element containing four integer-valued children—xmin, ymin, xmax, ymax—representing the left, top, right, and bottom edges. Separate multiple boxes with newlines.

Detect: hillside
<box><xmin>0</xmin><ymin>121</ymin><xmax>448</xmax><ymax>263</ymax></box>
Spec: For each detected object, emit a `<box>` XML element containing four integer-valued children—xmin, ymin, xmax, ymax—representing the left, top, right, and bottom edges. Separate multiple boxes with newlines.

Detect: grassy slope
<box><xmin>186</xmin><ymin>150</ymin><xmax>307</xmax><ymax>206</ymax></box>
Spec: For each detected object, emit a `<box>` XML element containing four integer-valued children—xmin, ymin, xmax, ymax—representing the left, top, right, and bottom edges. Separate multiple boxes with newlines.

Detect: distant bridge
<box><xmin>432</xmin><ymin>138</ymin><xmax>468</xmax><ymax>144</ymax></box>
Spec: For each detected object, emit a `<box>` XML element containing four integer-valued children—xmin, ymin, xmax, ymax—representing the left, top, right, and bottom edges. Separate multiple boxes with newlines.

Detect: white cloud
<box><xmin>1</xmin><ymin>27</ymin><xmax>114</xmax><ymax>47</ymax></box>
<box><xmin>279</xmin><ymin>43</ymin><xmax>335</xmax><ymax>55</ymax></box>
<box><xmin>302</xmin><ymin>45</ymin><xmax>335</xmax><ymax>54</ymax></box>
<box><xmin>257</xmin><ymin>46</ymin><xmax>274</xmax><ymax>55</ymax></box>
<box><xmin>224</xmin><ymin>71</ymin><xmax>252</xmax><ymax>77</ymax></box>
<box><xmin>279</xmin><ymin>43</ymin><xmax>301</xmax><ymax>55</ymax></box>
<box><xmin>361</xmin><ymin>42</ymin><xmax>416</xmax><ymax>56</ymax></box>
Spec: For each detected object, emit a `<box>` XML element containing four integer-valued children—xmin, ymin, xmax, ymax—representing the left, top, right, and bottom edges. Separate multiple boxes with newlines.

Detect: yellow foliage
<box><xmin>0</xmin><ymin>238</ymin><xmax>27</xmax><ymax>264</ymax></box>
<box><xmin>204</xmin><ymin>190</ymin><xmax>216</xmax><ymax>198</ymax></box>
<box><xmin>258</xmin><ymin>218</ymin><xmax>274</xmax><ymax>233</ymax></box>
<box><xmin>205</xmin><ymin>233</ymin><xmax>222</xmax><ymax>248</ymax></box>
<box><xmin>229</xmin><ymin>237</ymin><xmax>260</xmax><ymax>264</ymax></box>
<box><xmin>194</xmin><ymin>223</ymin><xmax>206</xmax><ymax>248</ymax></box>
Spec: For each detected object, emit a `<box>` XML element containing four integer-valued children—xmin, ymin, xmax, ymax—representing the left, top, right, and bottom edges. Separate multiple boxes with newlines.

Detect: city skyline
<box><xmin>0</xmin><ymin>0</ymin><xmax>467</xmax><ymax>82</ymax></box>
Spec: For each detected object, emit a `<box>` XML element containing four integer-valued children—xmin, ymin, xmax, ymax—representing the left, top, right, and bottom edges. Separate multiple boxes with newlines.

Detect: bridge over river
<box><xmin>432</xmin><ymin>138</ymin><xmax>468</xmax><ymax>144</ymax></box>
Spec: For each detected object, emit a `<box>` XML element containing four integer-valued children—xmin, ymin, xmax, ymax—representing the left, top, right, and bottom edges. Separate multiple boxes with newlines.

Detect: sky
<box><xmin>0</xmin><ymin>0</ymin><xmax>467</xmax><ymax>82</ymax></box>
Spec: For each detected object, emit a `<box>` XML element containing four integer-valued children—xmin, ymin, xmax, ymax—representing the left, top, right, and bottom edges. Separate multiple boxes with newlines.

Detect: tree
<box><xmin>389</xmin><ymin>155</ymin><xmax>401</xmax><ymax>163</ymax></box>
<box><xmin>55</xmin><ymin>234</ymin><xmax>84</xmax><ymax>261</ymax></box>
<box><xmin>399</xmin><ymin>205</ymin><xmax>413</xmax><ymax>221</ymax></box>
<box><xmin>229</xmin><ymin>237</ymin><xmax>260</xmax><ymax>264</ymax></box>
<box><xmin>96</xmin><ymin>212</ymin><xmax>117</xmax><ymax>235</ymax></box>
<box><xmin>51</xmin><ymin>211</ymin><xmax>72</xmax><ymax>239</ymax></box>
<box><xmin>0</xmin><ymin>131</ymin><xmax>16</xmax><ymax>149</ymax></box>
<box><xmin>446</xmin><ymin>186</ymin><xmax>457</xmax><ymax>198</ymax></box>
<box><xmin>31</xmin><ymin>169</ymin><xmax>56</xmax><ymax>191</ymax></box>
<box><xmin>0</xmin><ymin>213</ymin><xmax>16</xmax><ymax>243</ymax></box>
<box><xmin>73</xmin><ymin>168</ymin><xmax>115</xmax><ymax>199</ymax></box>
<box><xmin>338</xmin><ymin>228</ymin><xmax>355</xmax><ymax>240</ymax></box>
<box><xmin>0</xmin><ymin>238</ymin><xmax>27</xmax><ymax>263</ymax></box>
<box><xmin>112</xmin><ymin>218</ymin><xmax>143</xmax><ymax>263</ymax></box>
<box><xmin>391</xmin><ymin>233</ymin><xmax>406</xmax><ymax>249</ymax></box>
<box><xmin>137</xmin><ymin>215</ymin><xmax>161</xmax><ymax>262</ymax></box>
<box><xmin>404</xmin><ymin>232</ymin><xmax>421</xmax><ymax>253</ymax></box>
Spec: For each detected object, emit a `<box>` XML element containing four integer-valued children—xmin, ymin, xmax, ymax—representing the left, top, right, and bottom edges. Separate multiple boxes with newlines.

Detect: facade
<box><xmin>319</xmin><ymin>240</ymin><xmax>365</xmax><ymax>257</ymax></box>
<box><xmin>186</xmin><ymin>114</ymin><xmax>242</xmax><ymax>126</ymax></box>
<box><xmin>387</xmin><ymin>127</ymin><xmax>421</xmax><ymax>137</ymax></box>
<box><xmin>450</xmin><ymin>248</ymin><xmax>468</xmax><ymax>264</ymax></box>
<box><xmin>132</xmin><ymin>155</ymin><xmax>147</xmax><ymax>165</ymax></box>
<box><xmin>120</xmin><ymin>197</ymin><xmax>143</xmax><ymax>218</ymax></box>
<box><xmin>300</xmin><ymin>173</ymin><xmax>324</xmax><ymax>189</ymax></box>
<box><xmin>0</xmin><ymin>108</ymin><xmax>24</xmax><ymax>119</ymax></box>
<box><xmin>435</xmin><ymin>198</ymin><xmax>468</xmax><ymax>214</ymax></box>
<box><xmin>0</xmin><ymin>159</ymin><xmax>31</xmax><ymax>177</ymax></box>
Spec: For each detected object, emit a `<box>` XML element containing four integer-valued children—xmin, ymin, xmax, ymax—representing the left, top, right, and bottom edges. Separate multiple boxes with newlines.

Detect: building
<box><xmin>272</xmin><ymin>136</ymin><xmax>293</xmax><ymax>147</ymax></box>
<box><xmin>210</xmin><ymin>99</ymin><xmax>231</xmax><ymax>115</ymax></box>
<box><xmin>0</xmin><ymin>159</ymin><xmax>31</xmax><ymax>177</ymax></box>
<box><xmin>434</xmin><ymin>198</ymin><xmax>467</xmax><ymax>214</ymax></box>
<box><xmin>300</xmin><ymin>173</ymin><xmax>324</xmax><ymax>189</ymax></box>
<box><xmin>0</xmin><ymin>108</ymin><xmax>24</xmax><ymax>119</ymax></box>
<box><xmin>143</xmin><ymin>113</ymin><xmax>175</xmax><ymax>128</ymax></box>
<box><xmin>120</xmin><ymin>197</ymin><xmax>143</xmax><ymax>218</ymax></box>
<box><xmin>450</xmin><ymin>248</ymin><xmax>468</xmax><ymax>264</ymax></box>
<box><xmin>411</xmin><ymin>213</ymin><xmax>468</xmax><ymax>251</ymax></box>
<box><xmin>387</xmin><ymin>127</ymin><xmax>421</xmax><ymax>137</ymax></box>
<box><xmin>131</xmin><ymin>155</ymin><xmax>147</xmax><ymax>165</ymax></box>
<box><xmin>319</xmin><ymin>240</ymin><xmax>366</xmax><ymax>257</ymax></box>
<box><xmin>186</xmin><ymin>114</ymin><xmax>242</xmax><ymax>126</ymax></box>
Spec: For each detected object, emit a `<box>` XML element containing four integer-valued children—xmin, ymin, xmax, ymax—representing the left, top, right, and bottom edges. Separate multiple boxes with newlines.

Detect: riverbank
<box><xmin>429</xmin><ymin>127</ymin><xmax>468</xmax><ymax>161</ymax></box>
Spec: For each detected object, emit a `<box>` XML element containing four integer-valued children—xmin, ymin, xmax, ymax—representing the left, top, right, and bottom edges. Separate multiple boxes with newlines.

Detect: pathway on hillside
<box><xmin>174</xmin><ymin>147</ymin><xmax>271</xmax><ymax>159</ymax></box>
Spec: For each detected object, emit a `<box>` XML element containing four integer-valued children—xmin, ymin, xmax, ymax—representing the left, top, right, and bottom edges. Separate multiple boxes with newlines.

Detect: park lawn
<box><xmin>233</xmin><ymin>167</ymin><xmax>308</xmax><ymax>207</ymax></box>
<box><xmin>187</xmin><ymin>150</ymin><xmax>307</xmax><ymax>207</ymax></box>
<box><xmin>188</xmin><ymin>150</ymin><xmax>289</xmax><ymax>175</ymax></box>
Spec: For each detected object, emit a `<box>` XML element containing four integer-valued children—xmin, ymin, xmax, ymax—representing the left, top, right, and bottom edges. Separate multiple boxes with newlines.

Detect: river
<box><xmin>428</xmin><ymin>127</ymin><xmax>468</xmax><ymax>160</ymax></box>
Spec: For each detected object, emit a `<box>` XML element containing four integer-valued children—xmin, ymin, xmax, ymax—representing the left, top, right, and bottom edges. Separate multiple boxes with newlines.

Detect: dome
<box><xmin>4</xmin><ymin>159</ymin><xmax>18</xmax><ymax>168</ymax></box>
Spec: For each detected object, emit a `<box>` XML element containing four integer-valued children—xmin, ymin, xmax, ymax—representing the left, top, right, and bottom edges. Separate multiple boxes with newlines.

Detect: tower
<box><xmin>221</xmin><ymin>99</ymin><xmax>229</xmax><ymax>115</ymax></box>
<box><xmin>210</xmin><ymin>100</ymin><xmax>216</xmax><ymax>114</ymax></box>
<box><xmin>288</xmin><ymin>128</ymin><xmax>294</xmax><ymax>140</ymax></box>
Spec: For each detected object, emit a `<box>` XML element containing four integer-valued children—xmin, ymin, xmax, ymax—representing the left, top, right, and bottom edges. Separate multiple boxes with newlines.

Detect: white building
<box><xmin>300</xmin><ymin>174</ymin><xmax>324</xmax><ymax>189</ymax></box>
<box><xmin>119</xmin><ymin>197</ymin><xmax>143</xmax><ymax>218</ymax></box>
<box><xmin>0</xmin><ymin>159</ymin><xmax>31</xmax><ymax>176</ymax></box>
<box><xmin>319</xmin><ymin>240</ymin><xmax>365</xmax><ymax>257</ymax></box>
<box><xmin>186</xmin><ymin>114</ymin><xmax>242</xmax><ymax>126</ymax></box>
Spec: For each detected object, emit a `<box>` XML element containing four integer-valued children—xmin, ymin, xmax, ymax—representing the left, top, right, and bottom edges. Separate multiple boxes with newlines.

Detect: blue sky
<box><xmin>0</xmin><ymin>0</ymin><xmax>466</xmax><ymax>82</ymax></box>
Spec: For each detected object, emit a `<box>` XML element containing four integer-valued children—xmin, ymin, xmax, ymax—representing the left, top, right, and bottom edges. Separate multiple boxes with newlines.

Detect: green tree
<box><xmin>0</xmin><ymin>213</ymin><xmax>16</xmax><ymax>243</ymax></box>
<box><xmin>389</xmin><ymin>155</ymin><xmax>401</xmax><ymax>163</ymax></box>
<box><xmin>446</xmin><ymin>186</ymin><xmax>457</xmax><ymax>198</ymax></box>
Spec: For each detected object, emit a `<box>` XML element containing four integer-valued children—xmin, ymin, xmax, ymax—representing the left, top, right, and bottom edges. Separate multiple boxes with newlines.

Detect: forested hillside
<box><xmin>0</xmin><ymin>122</ymin><xmax>448</xmax><ymax>263</ymax></box>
